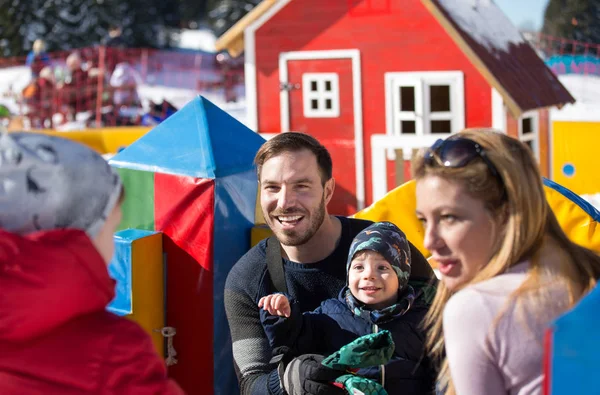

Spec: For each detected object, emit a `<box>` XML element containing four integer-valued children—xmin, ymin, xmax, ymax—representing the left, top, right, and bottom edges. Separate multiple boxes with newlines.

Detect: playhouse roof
<box><xmin>109</xmin><ymin>96</ymin><xmax>266</xmax><ymax>179</ymax></box>
<box><xmin>423</xmin><ymin>0</ymin><xmax>575</xmax><ymax>117</ymax></box>
<box><xmin>216</xmin><ymin>0</ymin><xmax>575</xmax><ymax>118</ymax></box>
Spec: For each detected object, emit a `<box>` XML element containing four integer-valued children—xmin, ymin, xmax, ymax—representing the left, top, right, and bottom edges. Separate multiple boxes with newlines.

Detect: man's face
<box><xmin>259</xmin><ymin>149</ymin><xmax>334</xmax><ymax>247</ymax></box>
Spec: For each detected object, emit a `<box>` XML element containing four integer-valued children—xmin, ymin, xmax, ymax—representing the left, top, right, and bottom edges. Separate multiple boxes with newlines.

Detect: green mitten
<box><xmin>335</xmin><ymin>374</ymin><xmax>388</xmax><ymax>395</ymax></box>
<box><xmin>322</xmin><ymin>330</ymin><xmax>395</xmax><ymax>370</ymax></box>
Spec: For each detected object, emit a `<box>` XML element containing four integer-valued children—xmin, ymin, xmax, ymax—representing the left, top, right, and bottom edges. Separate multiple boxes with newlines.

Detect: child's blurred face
<box><xmin>92</xmin><ymin>203</ymin><xmax>122</xmax><ymax>265</ymax></box>
<box><xmin>348</xmin><ymin>251</ymin><xmax>399</xmax><ymax>310</ymax></box>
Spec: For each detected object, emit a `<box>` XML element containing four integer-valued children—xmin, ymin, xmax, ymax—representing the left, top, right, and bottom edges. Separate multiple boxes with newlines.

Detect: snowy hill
<box><xmin>173</xmin><ymin>28</ymin><xmax>218</xmax><ymax>53</ymax></box>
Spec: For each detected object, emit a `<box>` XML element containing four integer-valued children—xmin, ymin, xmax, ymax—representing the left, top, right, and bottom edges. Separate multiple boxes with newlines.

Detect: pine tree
<box><xmin>207</xmin><ymin>0</ymin><xmax>261</xmax><ymax>36</ymax></box>
<box><xmin>0</xmin><ymin>0</ymin><xmax>182</xmax><ymax>57</ymax></box>
<box><xmin>542</xmin><ymin>0</ymin><xmax>600</xmax><ymax>52</ymax></box>
<box><xmin>0</xmin><ymin>1</ymin><xmax>38</xmax><ymax>57</ymax></box>
<box><xmin>178</xmin><ymin>0</ymin><xmax>210</xmax><ymax>28</ymax></box>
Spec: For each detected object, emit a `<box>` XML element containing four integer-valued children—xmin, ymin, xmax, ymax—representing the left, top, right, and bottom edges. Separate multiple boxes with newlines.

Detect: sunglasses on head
<box><xmin>424</xmin><ymin>136</ymin><xmax>506</xmax><ymax>197</ymax></box>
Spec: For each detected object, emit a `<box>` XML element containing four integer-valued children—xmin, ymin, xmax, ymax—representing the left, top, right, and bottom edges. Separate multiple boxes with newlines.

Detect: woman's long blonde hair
<box><xmin>413</xmin><ymin>129</ymin><xmax>600</xmax><ymax>394</ymax></box>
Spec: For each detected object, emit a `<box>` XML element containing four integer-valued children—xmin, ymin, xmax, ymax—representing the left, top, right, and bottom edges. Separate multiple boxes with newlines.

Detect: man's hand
<box><xmin>281</xmin><ymin>354</ymin><xmax>346</xmax><ymax>395</ymax></box>
<box><xmin>258</xmin><ymin>294</ymin><xmax>291</xmax><ymax>317</ymax></box>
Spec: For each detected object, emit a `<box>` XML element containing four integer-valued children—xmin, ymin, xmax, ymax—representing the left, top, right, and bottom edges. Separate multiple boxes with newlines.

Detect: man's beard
<box><xmin>271</xmin><ymin>195</ymin><xmax>327</xmax><ymax>247</ymax></box>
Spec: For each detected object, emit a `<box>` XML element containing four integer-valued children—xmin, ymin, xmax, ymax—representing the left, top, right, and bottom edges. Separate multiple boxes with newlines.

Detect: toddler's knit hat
<box><xmin>347</xmin><ymin>221</ymin><xmax>412</xmax><ymax>290</ymax></box>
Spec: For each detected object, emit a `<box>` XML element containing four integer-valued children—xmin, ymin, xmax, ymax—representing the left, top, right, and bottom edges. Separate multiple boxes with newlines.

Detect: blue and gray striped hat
<box><xmin>347</xmin><ymin>221</ymin><xmax>412</xmax><ymax>290</ymax></box>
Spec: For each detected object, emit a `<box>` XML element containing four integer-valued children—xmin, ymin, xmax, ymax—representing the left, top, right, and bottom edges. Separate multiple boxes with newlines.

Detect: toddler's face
<box><xmin>92</xmin><ymin>203</ymin><xmax>122</xmax><ymax>265</ymax></box>
<box><xmin>348</xmin><ymin>251</ymin><xmax>399</xmax><ymax>310</ymax></box>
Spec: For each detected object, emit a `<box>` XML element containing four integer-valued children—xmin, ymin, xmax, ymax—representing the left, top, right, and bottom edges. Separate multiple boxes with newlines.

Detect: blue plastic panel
<box><xmin>550</xmin><ymin>285</ymin><xmax>600</xmax><ymax>393</ymax></box>
<box><xmin>107</xmin><ymin>229</ymin><xmax>158</xmax><ymax>316</ymax></box>
<box><xmin>213</xmin><ymin>169</ymin><xmax>258</xmax><ymax>395</ymax></box>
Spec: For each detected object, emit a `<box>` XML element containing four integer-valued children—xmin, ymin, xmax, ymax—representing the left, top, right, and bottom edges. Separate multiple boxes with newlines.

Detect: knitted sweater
<box><xmin>443</xmin><ymin>261</ymin><xmax>570</xmax><ymax>395</ymax></box>
<box><xmin>224</xmin><ymin>216</ymin><xmax>435</xmax><ymax>395</ymax></box>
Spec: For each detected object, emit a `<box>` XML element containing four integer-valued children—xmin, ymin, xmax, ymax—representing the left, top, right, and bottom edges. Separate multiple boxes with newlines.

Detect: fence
<box><xmin>528</xmin><ymin>33</ymin><xmax>600</xmax><ymax>77</ymax></box>
<box><xmin>1</xmin><ymin>46</ymin><xmax>244</xmax><ymax>129</ymax></box>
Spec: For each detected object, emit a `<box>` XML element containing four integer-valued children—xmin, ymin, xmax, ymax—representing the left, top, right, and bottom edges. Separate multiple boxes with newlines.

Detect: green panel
<box><xmin>115</xmin><ymin>168</ymin><xmax>155</xmax><ymax>231</ymax></box>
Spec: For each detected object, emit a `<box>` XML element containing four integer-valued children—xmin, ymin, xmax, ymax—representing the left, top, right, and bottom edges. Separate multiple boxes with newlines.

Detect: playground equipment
<box><xmin>107</xmin><ymin>95</ymin><xmax>264</xmax><ymax>395</ymax></box>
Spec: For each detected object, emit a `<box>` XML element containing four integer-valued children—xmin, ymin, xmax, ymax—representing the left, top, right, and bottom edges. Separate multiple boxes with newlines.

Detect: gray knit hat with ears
<box><xmin>0</xmin><ymin>130</ymin><xmax>122</xmax><ymax>238</ymax></box>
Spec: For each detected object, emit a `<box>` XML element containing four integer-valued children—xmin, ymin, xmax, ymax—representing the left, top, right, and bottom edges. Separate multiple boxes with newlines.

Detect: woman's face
<box><xmin>416</xmin><ymin>175</ymin><xmax>500</xmax><ymax>291</ymax></box>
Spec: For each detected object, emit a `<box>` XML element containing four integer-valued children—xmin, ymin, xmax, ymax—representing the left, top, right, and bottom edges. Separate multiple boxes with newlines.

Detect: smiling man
<box><xmin>224</xmin><ymin>132</ymin><xmax>435</xmax><ymax>395</ymax></box>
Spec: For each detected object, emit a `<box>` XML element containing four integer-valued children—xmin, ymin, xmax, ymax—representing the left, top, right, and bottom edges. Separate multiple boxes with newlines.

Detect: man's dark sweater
<box><xmin>224</xmin><ymin>216</ymin><xmax>435</xmax><ymax>395</ymax></box>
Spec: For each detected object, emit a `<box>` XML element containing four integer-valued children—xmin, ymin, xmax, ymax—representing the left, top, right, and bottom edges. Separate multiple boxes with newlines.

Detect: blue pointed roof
<box><xmin>110</xmin><ymin>96</ymin><xmax>266</xmax><ymax>179</ymax></box>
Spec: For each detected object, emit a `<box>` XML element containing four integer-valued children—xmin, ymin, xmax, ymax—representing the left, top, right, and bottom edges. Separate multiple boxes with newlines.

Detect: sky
<box><xmin>494</xmin><ymin>0</ymin><xmax>550</xmax><ymax>31</ymax></box>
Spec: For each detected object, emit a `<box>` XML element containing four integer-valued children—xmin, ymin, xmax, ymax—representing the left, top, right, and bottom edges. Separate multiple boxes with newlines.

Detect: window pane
<box><xmin>324</xmin><ymin>81</ymin><xmax>332</xmax><ymax>91</ymax></box>
<box><xmin>522</xmin><ymin>117</ymin><xmax>533</xmax><ymax>134</ymax></box>
<box><xmin>525</xmin><ymin>140</ymin><xmax>534</xmax><ymax>151</ymax></box>
<box><xmin>311</xmin><ymin>99</ymin><xmax>318</xmax><ymax>110</ymax></box>
<box><xmin>325</xmin><ymin>99</ymin><xmax>332</xmax><ymax>109</ymax></box>
<box><xmin>430</xmin><ymin>85</ymin><xmax>450</xmax><ymax>112</ymax></box>
<box><xmin>400</xmin><ymin>87</ymin><xmax>415</xmax><ymax>112</ymax></box>
<box><xmin>431</xmin><ymin>120</ymin><xmax>451</xmax><ymax>134</ymax></box>
<box><xmin>401</xmin><ymin>120</ymin><xmax>416</xmax><ymax>134</ymax></box>
<box><xmin>311</xmin><ymin>81</ymin><xmax>318</xmax><ymax>92</ymax></box>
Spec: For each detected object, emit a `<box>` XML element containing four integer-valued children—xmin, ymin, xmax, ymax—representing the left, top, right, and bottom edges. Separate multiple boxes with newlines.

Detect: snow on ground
<box><xmin>551</xmin><ymin>75</ymin><xmax>600</xmax><ymax>122</ymax></box>
<box><xmin>437</xmin><ymin>0</ymin><xmax>525</xmax><ymax>53</ymax></box>
<box><xmin>581</xmin><ymin>194</ymin><xmax>600</xmax><ymax>213</ymax></box>
<box><xmin>174</xmin><ymin>28</ymin><xmax>217</xmax><ymax>53</ymax></box>
<box><xmin>0</xmin><ymin>66</ymin><xmax>33</xmax><ymax>114</ymax></box>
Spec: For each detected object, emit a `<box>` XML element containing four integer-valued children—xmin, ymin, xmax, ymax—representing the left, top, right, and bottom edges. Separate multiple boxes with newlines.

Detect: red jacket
<box><xmin>0</xmin><ymin>229</ymin><xmax>184</xmax><ymax>395</ymax></box>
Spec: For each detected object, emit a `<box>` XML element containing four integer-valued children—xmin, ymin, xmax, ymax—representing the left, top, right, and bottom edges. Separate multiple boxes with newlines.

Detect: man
<box><xmin>102</xmin><ymin>25</ymin><xmax>127</xmax><ymax>48</ymax></box>
<box><xmin>225</xmin><ymin>132</ymin><xmax>435</xmax><ymax>395</ymax></box>
<box><xmin>101</xmin><ymin>25</ymin><xmax>127</xmax><ymax>75</ymax></box>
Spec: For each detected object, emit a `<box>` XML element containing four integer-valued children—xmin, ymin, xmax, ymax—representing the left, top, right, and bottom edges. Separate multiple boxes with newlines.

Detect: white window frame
<box><xmin>385</xmin><ymin>71</ymin><xmax>465</xmax><ymax>136</ymax></box>
<box><xmin>302</xmin><ymin>73</ymin><xmax>340</xmax><ymax>118</ymax></box>
<box><xmin>519</xmin><ymin>110</ymin><xmax>540</xmax><ymax>161</ymax></box>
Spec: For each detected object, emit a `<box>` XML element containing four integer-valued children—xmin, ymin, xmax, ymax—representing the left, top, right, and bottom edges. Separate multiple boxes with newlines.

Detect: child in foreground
<box><xmin>0</xmin><ymin>131</ymin><xmax>183</xmax><ymax>394</ymax></box>
<box><xmin>259</xmin><ymin>221</ymin><xmax>435</xmax><ymax>394</ymax></box>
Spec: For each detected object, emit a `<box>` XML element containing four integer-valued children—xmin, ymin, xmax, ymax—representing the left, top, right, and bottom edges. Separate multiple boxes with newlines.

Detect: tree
<box><xmin>542</xmin><ymin>0</ymin><xmax>600</xmax><ymax>50</ymax></box>
<box><xmin>0</xmin><ymin>1</ymin><xmax>39</xmax><ymax>57</ymax></box>
<box><xmin>0</xmin><ymin>0</ymin><xmax>182</xmax><ymax>57</ymax></box>
<box><xmin>178</xmin><ymin>0</ymin><xmax>210</xmax><ymax>28</ymax></box>
<box><xmin>206</xmin><ymin>0</ymin><xmax>261</xmax><ymax>36</ymax></box>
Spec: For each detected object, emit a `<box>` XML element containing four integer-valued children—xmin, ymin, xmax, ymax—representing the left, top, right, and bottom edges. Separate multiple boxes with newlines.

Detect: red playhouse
<box><xmin>216</xmin><ymin>0</ymin><xmax>574</xmax><ymax>215</ymax></box>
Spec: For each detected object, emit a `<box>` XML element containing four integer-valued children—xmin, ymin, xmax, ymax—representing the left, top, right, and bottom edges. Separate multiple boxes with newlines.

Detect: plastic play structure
<box><xmin>107</xmin><ymin>95</ymin><xmax>265</xmax><ymax>394</ymax></box>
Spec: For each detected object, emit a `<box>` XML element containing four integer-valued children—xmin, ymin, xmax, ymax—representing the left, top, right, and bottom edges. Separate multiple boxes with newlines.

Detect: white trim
<box><xmin>279</xmin><ymin>49</ymin><xmax>365</xmax><ymax>210</ymax></box>
<box><xmin>518</xmin><ymin>110</ymin><xmax>540</xmax><ymax>161</ymax></box>
<box><xmin>302</xmin><ymin>73</ymin><xmax>340</xmax><ymax>118</ymax></box>
<box><xmin>243</xmin><ymin>0</ymin><xmax>292</xmax><ymax>131</ymax></box>
<box><xmin>384</xmin><ymin>71</ymin><xmax>465</xmax><ymax>137</ymax></box>
<box><xmin>371</xmin><ymin>134</ymin><xmax>442</xmax><ymax>200</ymax></box>
<box><xmin>491</xmin><ymin>87</ymin><xmax>506</xmax><ymax>133</ymax></box>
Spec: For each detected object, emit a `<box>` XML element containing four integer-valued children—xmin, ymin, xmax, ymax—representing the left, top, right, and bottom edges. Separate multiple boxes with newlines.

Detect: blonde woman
<box><xmin>414</xmin><ymin>129</ymin><xmax>600</xmax><ymax>395</ymax></box>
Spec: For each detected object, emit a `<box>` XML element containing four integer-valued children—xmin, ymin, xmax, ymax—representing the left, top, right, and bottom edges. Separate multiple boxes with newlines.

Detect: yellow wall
<box><xmin>552</xmin><ymin>121</ymin><xmax>600</xmax><ymax>195</ymax></box>
<box><xmin>21</xmin><ymin>127</ymin><xmax>150</xmax><ymax>154</ymax></box>
<box><xmin>130</xmin><ymin>233</ymin><xmax>165</xmax><ymax>356</ymax></box>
